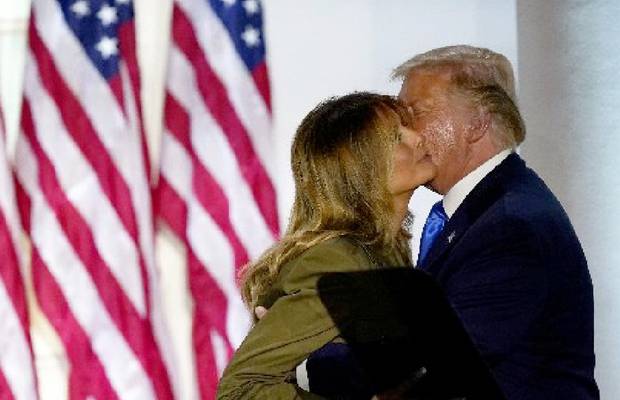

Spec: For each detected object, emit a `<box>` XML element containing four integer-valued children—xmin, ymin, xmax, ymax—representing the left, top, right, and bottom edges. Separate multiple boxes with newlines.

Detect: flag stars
<box><xmin>71</xmin><ymin>0</ymin><xmax>90</xmax><ymax>17</ymax></box>
<box><xmin>221</xmin><ymin>0</ymin><xmax>236</xmax><ymax>6</ymax></box>
<box><xmin>115</xmin><ymin>0</ymin><xmax>131</xmax><ymax>4</ymax></box>
<box><xmin>242</xmin><ymin>0</ymin><xmax>259</xmax><ymax>15</ymax></box>
<box><xmin>97</xmin><ymin>4</ymin><xmax>118</xmax><ymax>26</ymax></box>
<box><xmin>96</xmin><ymin>36</ymin><xmax>118</xmax><ymax>59</ymax></box>
<box><xmin>241</xmin><ymin>25</ymin><xmax>260</xmax><ymax>48</ymax></box>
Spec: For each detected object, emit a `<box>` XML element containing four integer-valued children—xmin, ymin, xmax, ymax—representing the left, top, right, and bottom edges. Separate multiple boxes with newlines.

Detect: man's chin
<box><xmin>423</xmin><ymin>181</ymin><xmax>442</xmax><ymax>194</ymax></box>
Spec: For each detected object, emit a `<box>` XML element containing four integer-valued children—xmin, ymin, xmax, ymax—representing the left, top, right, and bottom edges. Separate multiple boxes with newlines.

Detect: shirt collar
<box><xmin>443</xmin><ymin>149</ymin><xmax>513</xmax><ymax>218</ymax></box>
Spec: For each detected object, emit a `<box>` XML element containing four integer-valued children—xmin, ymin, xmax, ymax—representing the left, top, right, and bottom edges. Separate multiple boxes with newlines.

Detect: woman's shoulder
<box><xmin>279</xmin><ymin>236</ymin><xmax>373</xmax><ymax>291</ymax></box>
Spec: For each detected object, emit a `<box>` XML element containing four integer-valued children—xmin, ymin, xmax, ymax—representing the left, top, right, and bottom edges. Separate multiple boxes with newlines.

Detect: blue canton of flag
<box><xmin>209</xmin><ymin>0</ymin><xmax>267</xmax><ymax>72</ymax></box>
<box><xmin>58</xmin><ymin>0</ymin><xmax>134</xmax><ymax>79</ymax></box>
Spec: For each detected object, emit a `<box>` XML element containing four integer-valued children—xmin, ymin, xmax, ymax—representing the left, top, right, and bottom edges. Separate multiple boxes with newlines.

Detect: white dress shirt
<box><xmin>443</xmin><ymin>149</ymin><xmax>513</xmax><ymax>219</ymax></box>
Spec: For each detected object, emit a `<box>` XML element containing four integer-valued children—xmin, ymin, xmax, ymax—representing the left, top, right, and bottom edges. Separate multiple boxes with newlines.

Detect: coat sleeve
<box><xmin>216</xmin><ymin>239</ymin><xmax>371</xmax><ymax>400</ymax></box>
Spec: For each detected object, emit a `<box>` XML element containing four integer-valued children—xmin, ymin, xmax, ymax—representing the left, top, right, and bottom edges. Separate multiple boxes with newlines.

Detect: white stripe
<box><xmin>167</xmin><ymin>46</ymin><xmax>274</xmax><ymax>259</ymax></box>
<box><xmin>15</xmin><ymin>136</ymin><xmax>156</xmax><ymax>400</ymax></box>
<box><xmin>159</xmin><ymin>134</ymin><xmax>192</xmax><ymax>205</ymax></box>
<box><xmin>24</xmin><ymin>54</ymin><xmax>145</xmax><ymax>316</ymax></box>
<box><xmin>175</xmin><ymin>0</ymin><xmax>276</xmax><ymax>181</ymax></box>
<box><xmin>0</xmin><ymin>280</ymin><xmax>37</xmax><ymax>400</ymax></box>
<box><xmin>211</xmin><ymin>330</ymin><xmax>227</xmax><ymax>378</ymax></box>
<box><xmin>160</xmin><ymin>134</ymin><xmax>251</xmax><ymax>347</ymax></box>
<box><xmin>34</xmin><ymin>0</ymin><xmax>154</xmax><ymax>263</ymax></box>
<box><xmin>119</xmin><ymin>63</ymin><xmax>157</xmax><ymax>275</ymax></box>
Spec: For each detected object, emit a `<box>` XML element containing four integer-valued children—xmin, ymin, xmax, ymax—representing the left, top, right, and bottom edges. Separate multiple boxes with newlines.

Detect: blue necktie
<box><xmin>418</xmin><ymin>201</ymin><xmax>448</xmax><ymax>267</ymax></box>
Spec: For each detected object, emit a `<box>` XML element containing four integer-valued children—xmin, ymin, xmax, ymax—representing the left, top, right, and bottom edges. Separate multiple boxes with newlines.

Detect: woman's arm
<box><xmin>217</xmin><ymin>238</ymin><xmax>372</xmax><ymax>399</ymax></box>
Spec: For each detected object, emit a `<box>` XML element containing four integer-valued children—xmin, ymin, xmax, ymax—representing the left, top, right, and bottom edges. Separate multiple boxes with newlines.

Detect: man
<box><xmin>306</xmin><ymin>46</ymin><xmax>598</xmax><ymax>399</ymax></box>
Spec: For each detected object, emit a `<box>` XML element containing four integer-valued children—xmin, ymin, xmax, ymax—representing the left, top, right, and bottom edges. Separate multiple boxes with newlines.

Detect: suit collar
<box><xmin>443</xmin><ymin>150</ymin><xmax>512</xmax><ymax>218</ymax></box>
<box><xmin>419</xmin><ymin>153</ymin><xmax>526</xmax><ymax>270</ymax></box>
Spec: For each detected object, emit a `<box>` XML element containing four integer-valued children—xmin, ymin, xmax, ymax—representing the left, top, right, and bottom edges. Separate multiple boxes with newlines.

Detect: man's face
<box><xmin>398</xmin><ymin>68</ymin><xmax>472</xmax><ymax>194</ymax></box>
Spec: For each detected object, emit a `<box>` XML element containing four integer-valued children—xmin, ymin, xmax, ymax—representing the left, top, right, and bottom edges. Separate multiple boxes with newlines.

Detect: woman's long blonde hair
<box><xmin>240</xmin><ymin>92</ymin><xmax>414</xmax><ymax>310</ymax></box>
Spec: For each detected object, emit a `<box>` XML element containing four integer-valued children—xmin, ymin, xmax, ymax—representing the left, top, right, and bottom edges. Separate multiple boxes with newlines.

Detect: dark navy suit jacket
<box><xmin>308</xmin><ymin>154</ymin><xmax>598</xmax><ymax>399</ymax></box>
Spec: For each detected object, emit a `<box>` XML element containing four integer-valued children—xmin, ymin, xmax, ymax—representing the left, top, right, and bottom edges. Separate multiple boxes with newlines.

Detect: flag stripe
<box><xmin>164</xmin><ymin>94</ymin><xmax>250</xmax><ymax>267</ymax></box>
<box><xmin>159</xmin><ymin>132</ymin><xmax>250</xmax><ymax>330</ymax></box>
<box><xmin>0</xmin><ymin>213</ymin><xmax>28</xmax><ymax>333</ymax></box>
<box><xmin>16</xmin><ymin>129</ymin><xmax>159</xmax><ymax>399</ymax></box>
<box><xmin>33</xmin><ymin>0</ymin><xmax>151</xmax><ymax>225</ymax></box>
<box><xmin>188</xmin><ymin>251</ymin><xmax>233</xmax><ymax>394</ymax></box>
<box><xmin>19</xmin><ymin>101</ymin><xmax>172</xmax><ymax>399</ymax></box>
<box><xmin>157</xmin><ymin>169</ymin><xmax>237</xmax><ymax>354</ymax></box>
<box><xmin>32</xmin><ymin>0</ymin><xmax>159</xmax><ymax>310</ymax></box>
<box><xmin>171</xmin><ymin>5</ymin><xmax>279</xmax><ymax>235</ymax></box>
<box><xmin>166</xmin><ymin>46</ymin><xmax>275</xmax><ymax>259</ymax></box>
<box><xmin>157</xmin><ymin>176</ymin><xmax>236</xmax><ymax>396</ymax></box>
<box><xmin>160</xmin><ymin>1</ymin><xmax>277</xmax><ymax>397</ymax></box>
<box><xmin>118</xmin><ymin>21</ymin><xmax>152</xmax><ymax>177</ymax></box>
<box><xmin>28</xmin><ymin>20</ymin><xmax>151</xmax><ymax>298</ymax></box>
<box><xmin>251</xmin><ymin>61</ymin><xmax>272</xmax><ymax>112</ymax></box>
<box><xmin>0</xmin><ymin>86</ymin><xmax>37</xmax><ymax>400</ymax></box>
<box><xmin>31</xmin><ymin>250</ymin><xmax>120</xmax><ymax>400</ymax></box>
<box><xmin>20</xmin><ymin>1</ymin><xmax>175</xmax><ymax>397</ymax></box>
<box><xmin>176</xmin><ymin>0</ymin><xmax>274</xmax><ymax>161</ymax></box>
<box><xmin>0</xmin><ymin>278</ymin><xmax>36</xmax><ymax>400</ymax></box>
<box><xmin>23</xmin><ymin>58</ymin><xmax>145</xmax><ymax>314</ymax></box>
<box><xmin>156</xmin><ymin>178</ymin><xmax>187</xmax><ymax>241</ymax></box>
<box><xmin>0</xmin><ymin>368</ymin><xmax>15</xmax><ymax>400</ymax></box>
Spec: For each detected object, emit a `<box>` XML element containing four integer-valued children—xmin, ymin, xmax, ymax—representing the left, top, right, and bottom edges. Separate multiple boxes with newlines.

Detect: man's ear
<box><xmin>466</xmin><ymin>107</ymin><xmax>491</xmax><ymax>144</ymax></box>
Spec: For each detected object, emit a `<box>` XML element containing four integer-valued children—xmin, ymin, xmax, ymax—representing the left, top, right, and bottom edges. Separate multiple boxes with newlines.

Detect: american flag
<box><xmin>0</xmin><ymin>100</ymin><xmax>38</xmax><ymax>399</ymax></box>
<box><xmin>156</xmin><ymin>0</ymin><xmax>278</xmax><ymax>398</ymax></box>
<box><xmin>14</xmin><ymin>0</ymin><xmax>176</xmax><ymax>398</ymax></box>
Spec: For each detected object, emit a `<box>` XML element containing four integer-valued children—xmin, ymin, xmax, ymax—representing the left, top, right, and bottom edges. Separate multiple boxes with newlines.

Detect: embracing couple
<box><xmin>216</xmin><ymin>46</ymin><xmax>599</xmax><ymax>399</ymax></box>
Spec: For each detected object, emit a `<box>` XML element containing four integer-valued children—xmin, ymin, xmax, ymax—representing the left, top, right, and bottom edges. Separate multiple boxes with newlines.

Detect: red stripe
<box><xmin>0</xmin><ymin>106</ymin><xmax>6</xmax><ymax>141</ymax></box>
<box><xmin>0</xmin><ymin>211</ymin><xmax>29</xmax><ymax>335</ymax></box>
<box><xmin>155</xmin><ymin>177</ymin><xmax>187</xmax><ymax>240</ymax></box>
<box><xmin>164</xmin><ymin>94</ymin><xmax>250</xmax><ymax>267</ymax></box>
<box><xmin>108</xmin><ymin>74</ymin><xmax>126</xmax><ymax>119</ymax></box>
<box><xmin>0</xmin><ymin>370</ymin><xmax>15</xmax><ymax>400</ymax></box>
<box><xmin>31</xmin><ymin>249</ymin><xmax>119</xmax><ymax>400</ymax></box>
<box><xmin>21</xmin><ymin>102</ymin><xmax>173</xmax><ymax>399</ymax></box>
<box><xmin>13</xmin><ymin>178</ymin><xmax>31</xmax><ymax>233</ymax></box>
<box><xmin>118</xmin><ymin>20</ymin><xmax>152</xmax><ymax>180</ymax></box>
<box><xmin>163</xmin><ymin>94</ymin><xmax>191</xmax><ymax>151</ymax></box>
<box><xmin>188</xmin><ymin>251</ymin><xmax>234</xmax><ymax>400</ymax></box>
<box><xmin>172</xmin><ymin>5</ymin><xmax>279</xmax><ymax>236</ymax></box>
<box><xmin>29</xmin><ymin>18</ymin><xmax>154</xmax><ymax>317</ymax></box>
<box><xmin>251</xmin><ymin>61</ymin><xmax>272</xmax><ymax>113</ymax></box>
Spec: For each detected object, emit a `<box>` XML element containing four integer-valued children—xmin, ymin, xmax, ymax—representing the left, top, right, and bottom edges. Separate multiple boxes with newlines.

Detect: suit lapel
<box><xmin>420</xmin><ymin>153</ymin><xmax>526</xmax><ymax>271</ymax></box>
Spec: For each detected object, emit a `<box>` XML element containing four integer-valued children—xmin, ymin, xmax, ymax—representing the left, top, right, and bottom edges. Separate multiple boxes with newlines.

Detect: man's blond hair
<box><xmin>393</xmin><ymin>45</ymin><xmax>525</xmax><ymax>147</ymax></box>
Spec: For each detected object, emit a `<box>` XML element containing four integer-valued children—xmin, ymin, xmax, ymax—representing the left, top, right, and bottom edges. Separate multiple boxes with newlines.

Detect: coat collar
<box><xmin>419</xmin><ymin>153</ymin><xmax>526</xmax><ymax>271</ymax></box>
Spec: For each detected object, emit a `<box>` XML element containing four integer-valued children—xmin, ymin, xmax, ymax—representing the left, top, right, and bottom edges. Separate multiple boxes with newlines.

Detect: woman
<box><xmin>217</xmin><ymin>92</ymin><xmax>435</xmax><ymax>399</ymax></box>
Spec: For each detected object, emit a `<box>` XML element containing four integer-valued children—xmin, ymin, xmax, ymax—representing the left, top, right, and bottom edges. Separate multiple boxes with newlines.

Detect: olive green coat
<box><xmin>216</xmin><ymin>237</ymin><xmax>408</xmax><ymax>399</ymax></box>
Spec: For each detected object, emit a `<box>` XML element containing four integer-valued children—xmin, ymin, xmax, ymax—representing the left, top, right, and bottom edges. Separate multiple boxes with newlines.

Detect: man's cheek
<box><xmin>424</xmin><ymin>120</ymin><xmax>457</xmax><ymax>162</ymax></box>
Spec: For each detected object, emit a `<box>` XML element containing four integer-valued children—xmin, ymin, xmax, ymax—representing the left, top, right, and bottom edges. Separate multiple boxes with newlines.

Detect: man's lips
<box><xmin>417</xmin><ymin>153</ymin><xmax>432</xmax><ymax>163</ymax></box>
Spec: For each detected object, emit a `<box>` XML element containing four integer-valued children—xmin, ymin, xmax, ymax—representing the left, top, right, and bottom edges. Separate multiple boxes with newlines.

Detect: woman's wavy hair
<box><xmin>240</xmin><ymin>92</ymin><xmax>414</xmax><ymax>310</ymax></box>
